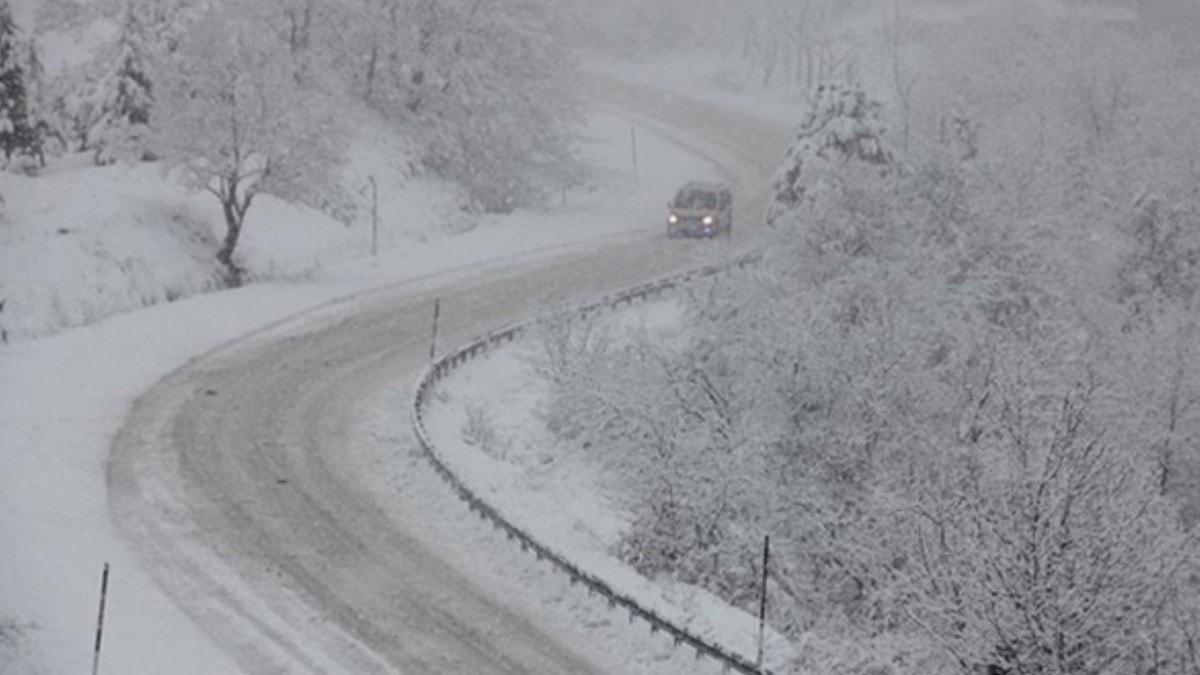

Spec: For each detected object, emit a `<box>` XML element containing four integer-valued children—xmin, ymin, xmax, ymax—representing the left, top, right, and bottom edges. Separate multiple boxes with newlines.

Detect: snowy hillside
<box><xmin>0</xmin><ymin>0</ymin><xmax>589</xmax><ymax>341</ymax></box>
<box><xmin>1</xmin><ymin>161</ymin><xmax>343</xmax><ymax>340</ymax></box>
<box><xmin>0</xmin><ymin>117</ymin><xmax>460</xmax><ymax>341</ymax></box>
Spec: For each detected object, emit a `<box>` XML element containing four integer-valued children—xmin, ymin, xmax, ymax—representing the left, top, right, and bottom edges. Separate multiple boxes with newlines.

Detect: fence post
<box><xmin>92</xmin><ymin>562</ymin><xmax>110</xmax><ymax>675</ymax></box>
<box><xmin>756</xmin><ymin>535</ymin><xmax>770</xmax><ymax>670</ymax></box>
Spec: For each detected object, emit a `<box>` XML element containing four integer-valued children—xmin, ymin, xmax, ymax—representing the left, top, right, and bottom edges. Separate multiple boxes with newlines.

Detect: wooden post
<box><xmin>92</xmin><ymin>563</ymin><xmax>110</xmax><ymax>675</ymax></box>
<box><xmin>429</xmin><ymin>298</ymin><xmax>441</xmax><ymax>362</ymax></box>
<box><xmin>756</xmin><ymin>535</ymin><xmax>770</xmax><ymax>669</ymax></box>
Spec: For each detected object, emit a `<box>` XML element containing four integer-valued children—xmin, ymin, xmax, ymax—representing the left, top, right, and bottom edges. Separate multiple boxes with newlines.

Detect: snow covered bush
<box><xmin>0</xmin><ymin>615</ymin><xmax>41</xmax><ymax>675</ymax></box>
<box><xmin>460</xmin><ymin>400</ymin><xmax>510</xmax><ymax>460</ymax></box>
<box><xmin>531</xmin><ymin>306</ymin><xmax>768</xmax><ymax>602</ymax></box>
<box><xmin>527</xmin><ymin>312</ymin><xmax>616</xmax><ymax>442</ymax></box>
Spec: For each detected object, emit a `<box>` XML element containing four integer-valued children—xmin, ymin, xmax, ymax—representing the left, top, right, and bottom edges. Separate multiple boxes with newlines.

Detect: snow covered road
<box><xmin>105</xmin><ymin>80</ymin><xmax>790</xmax><ymax>673</ymax></box>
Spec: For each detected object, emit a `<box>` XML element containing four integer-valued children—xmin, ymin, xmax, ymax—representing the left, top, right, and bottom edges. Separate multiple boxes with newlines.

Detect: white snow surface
<box><xmin>0</xmin><ymin>111</ymin><xmax>717</xmax><ymax>674</ymax></box>
<box><xmin>421</xmin><ymin>300</ymin><xmax>796</xmax><ymax>674</ymax></box>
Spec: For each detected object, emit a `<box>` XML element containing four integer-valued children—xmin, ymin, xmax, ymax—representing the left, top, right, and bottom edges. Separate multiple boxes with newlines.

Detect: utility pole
<box><xmin>756</xmin><ymin>535</ymin><xmax>770</xmax><ymax>669</ymax></box>
<box><xmin>92</xmin><ymin>563</ymin><xmax>110</xmax><ymax>675</ymax></box>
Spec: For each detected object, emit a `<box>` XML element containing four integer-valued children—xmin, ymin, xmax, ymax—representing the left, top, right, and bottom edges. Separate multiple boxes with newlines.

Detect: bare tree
<box><xmin>150</xmin><ymin>6</ymin><xmax>345</xmax><ymax>284</ymax></box>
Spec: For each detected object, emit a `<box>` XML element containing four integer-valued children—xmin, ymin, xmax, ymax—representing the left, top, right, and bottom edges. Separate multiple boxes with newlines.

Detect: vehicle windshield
<box><xmin>674</xmin><ymin>190</ymin><xmax>717</xmax><ymax>210</ymax></box>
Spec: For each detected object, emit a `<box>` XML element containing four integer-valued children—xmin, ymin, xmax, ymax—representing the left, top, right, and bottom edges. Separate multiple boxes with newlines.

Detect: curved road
<box><xmin>108</xmin><ymin>78</ymin><xmax>790</xmax><ymax>673</ymax></box>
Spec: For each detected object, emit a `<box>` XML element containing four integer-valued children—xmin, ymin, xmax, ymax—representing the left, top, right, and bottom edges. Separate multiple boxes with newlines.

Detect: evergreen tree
<box><xmin>20</xmin><ymin>37</ymin><xmax>52</xmax><ymax>164</ymax></box>
<box><xmin>19</xmin><ymin>37</ymin><xmax>41</xmax><ymax>111</ymax></box>
<box><xmin>768</xmin><ymin>81</ymin><xmax>896</xmax><ymax>224</ymax></box>
<box><xmin>0</xmin><ymin>0</ymin><xmax>36</xmax><ymax>164</ymax></box>
<box><xmin>93</xmin><ymin>2</ymin><xmax>154</xmax><ymax>163</ymax></box>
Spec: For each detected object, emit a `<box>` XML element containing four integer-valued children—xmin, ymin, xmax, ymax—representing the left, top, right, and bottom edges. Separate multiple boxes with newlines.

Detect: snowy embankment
<box><xmin>0</xmin><ymin>110</ymin><xmax>710</xmax><ymax>674</ymax></box>
<box><xmin>419</xmin><ymin>298</ymin><xmax>797</xmax><ymax>674</ymax></box>
<box><xmin>0</xmin><ymin>107</ymin><xmax>460</xmax><ymax>342</ymax></box>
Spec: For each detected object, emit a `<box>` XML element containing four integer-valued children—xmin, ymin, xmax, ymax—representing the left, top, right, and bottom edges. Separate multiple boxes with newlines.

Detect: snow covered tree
<box><xmin>0</xmin><ymin>0</ymin><xmax>37</xmax><ymax>164</ymax></box>
<box><xmin>1117</xmin><ymin>192</ymin><xmax>1200</xmax><ymax>318</ymax></box>
<box><xmin>128</xmin><ymin>0</ymin><xmax>586</xmax><ymax>214</ymax></box>
<box><xmin>45</xmin><ymin>63</ymin><xmax>106</xmax><ymax>152</ymax></box>
<box><xmin>877</xmin><ymin>384</ymin><xmax>1200</xmax><ymax>674</ymax></box>
<box><xmin>355</xmin><ymin>0</ymin><xmax>585</xmax><ymax>212</ymax></box>
<box><xmin>151</xmin><ymin>6</ymin><xmax>345</xmax><ymax>284</ymax></box>
<box><xmin>1111</xmin><ymin>191</ymin><xmax>1200</xmax><ymax>513</ymax></box>
<box><xmin>16</xmin><ymin>35</ymin><xmax>53</xmax><ymax>164</ymax></box>
<box><xmin>238</xmin><ymin>0</ymin><xmax>349</xmax><ymax>88</ymax></box>
<box><xmin>92</xmin><ymin>2</ymin><xmax>155</xmax><ymax>163</ymax></box>
<box><xmin>120</xmin><ymin>0</ymin><xmax>202</xmax><ymax>54</ymax></box>
<box><xmin>768</xmin><ymin>81</ymin><xmax>896</xmax><ymax>224</ymax></box>
<box><xmin>738</xmin><ymin>0</ymin><xmax>858</xmax><ymax>90</ymax></box>
<box><xmin>32</xmin><ymin>0</ymin><xmax>90</xmax><ymax>34</ymax></box>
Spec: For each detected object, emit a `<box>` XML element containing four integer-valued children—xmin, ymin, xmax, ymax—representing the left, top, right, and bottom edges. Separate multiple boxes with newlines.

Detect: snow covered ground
<box><xmin>0</xmin><ymin>110</ymin><xmax>720</xmax><ymax>674</ymax></box>
<box><xmin>419</xmin><ymin>299</ymin><xmax>797</xmax><ymax>673</ymax></box>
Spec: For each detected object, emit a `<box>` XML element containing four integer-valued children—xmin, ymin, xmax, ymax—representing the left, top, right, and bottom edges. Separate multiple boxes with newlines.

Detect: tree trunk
<box><xmin>217</xmin><ymin>198</ymin><xmax>245</xmax><ymax>287</ymax></box>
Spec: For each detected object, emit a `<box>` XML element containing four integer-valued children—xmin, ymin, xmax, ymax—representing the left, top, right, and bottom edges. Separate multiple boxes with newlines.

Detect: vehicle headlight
<box><xmin>702</xmin><ymin>215</ymin><xmax>714</xmax><ymax>226</ymax></box>
<box><xmin>668</xmin><ymin>213</ymin><xmax>678</xmax><ymax>224</ymax></box>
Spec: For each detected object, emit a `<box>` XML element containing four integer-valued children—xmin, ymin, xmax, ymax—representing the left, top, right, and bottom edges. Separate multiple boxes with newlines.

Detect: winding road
<box><xmin>107</xmin><ymin>77</ymin><xmax>790</xmax><ymax>674</ymax></box>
